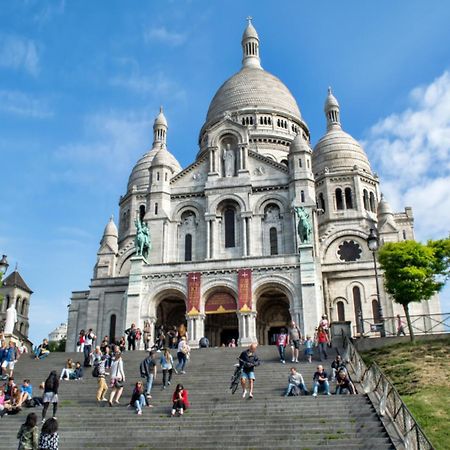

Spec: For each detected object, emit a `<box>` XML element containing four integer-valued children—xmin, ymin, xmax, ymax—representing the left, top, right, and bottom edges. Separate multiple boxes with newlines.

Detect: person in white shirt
<box><xmin>108</xmin><ymin>351</ymin><xmax>125</xmax><ymax>406</ymax></box>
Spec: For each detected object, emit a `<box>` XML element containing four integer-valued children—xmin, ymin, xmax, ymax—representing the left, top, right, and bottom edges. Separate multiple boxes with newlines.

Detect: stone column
<box><xmin>242</xmin><ymin>217</ymin><xmax>248</xmax><ymax>257</ymax></box>
<box><xmin>187</xmin><ymin>314</ymin><xmax>204</xmax><ymax>349</ymax></box>
<box><xmin>210</xmin><ymin>219</ymin><xmax>216</xmax><ymax>259</ymax></box>
<box><xmin>238</xmin><ymin>312</ymin><xmax>257</xmax><ymax>346</ymax></box>
<box><xmin>206</xmin><ymin>219</ymin><xmax>211</xmax><ymax>259</ymax></box>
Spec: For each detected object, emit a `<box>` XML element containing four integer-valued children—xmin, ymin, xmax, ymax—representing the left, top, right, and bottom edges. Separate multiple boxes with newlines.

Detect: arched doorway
<box><xmin>204</xmin><ymin>291</ymin><xmax>239</xmax><ymax>347</ymax></box>
<box><xmin>256</xmin><ymin>287</ymin><xmax>291</xmax><ymax>345</ymax></box>
<box><xmin>156</xmin><ymin>293</ymin><xmax>187</xmax><ymax>333</ymax></box>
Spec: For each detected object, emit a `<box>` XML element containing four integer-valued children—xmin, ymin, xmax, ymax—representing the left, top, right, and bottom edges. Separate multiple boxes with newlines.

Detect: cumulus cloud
<box><xmin>144</xmin><ymin>25</ymin><xmax>187</xmax><ymax>46</ymax></box>
<box><xmin>0</xmin><ymin>90</ymin><xmax>53</xmax><ymax>118</ymax></box>
<box><xmin>364</xmin><ymin>71</ymin><xmax>450</xmax><ymax>241</ymax></box>
<box><xmin>0</xmin><ymin>34</ymin><xmax>40</xmax><ymax>75</ymax></box>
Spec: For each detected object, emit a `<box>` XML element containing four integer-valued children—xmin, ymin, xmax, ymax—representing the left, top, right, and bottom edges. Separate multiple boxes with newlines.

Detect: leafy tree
<box><xmin>48</xmin><ymin>338</ymin><xmax>66</xmax><ymax>352</ymax></box>
<box><xmin>378</xmin><ymin>238</ymin><xmax>450</xmax><ymax>342</ymax></box>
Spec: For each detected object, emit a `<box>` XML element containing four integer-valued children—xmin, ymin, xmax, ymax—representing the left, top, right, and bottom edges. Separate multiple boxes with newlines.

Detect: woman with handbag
<box><xmin>175</xmin><ymin>337</ymin><xmax>190</xmax><ymax>374</ymax></box>
<box><xmin>108</xmin><ymin>351</ymin><xmax>125</xmax><ymax>406</ymax></box>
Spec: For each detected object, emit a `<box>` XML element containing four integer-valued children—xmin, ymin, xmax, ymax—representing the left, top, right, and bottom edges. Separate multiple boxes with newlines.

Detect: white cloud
<box><xmin>0</xmin><ymin>34</ymin><xmax>40</xmax><ymax>75</ymax></box>
<box><xmin>144</xmin><ymin>26</ymin><xmax>187</xmax><ymax>46</ymax></box>
<box><xmin>364</xmin><ymin>71</ymin><xmax>450</xmax><ymax>241</ymax></box>
<box><xmin>0</xmin><ymin>90</ymin><xmax>52</xmax><ymax>118</ymax></box>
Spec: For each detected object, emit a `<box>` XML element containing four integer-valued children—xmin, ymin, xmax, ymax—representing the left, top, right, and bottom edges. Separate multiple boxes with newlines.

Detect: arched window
<box><xmin>337</xmin><ymin>301</ymin><xmax>345</xmax><ymax>321</ymax></box>
<box><xmin>156</xmin><ymin>172</ymin><xmax>160</xmax><ymax>181</ymax></box>
<box><xmin>336</xmin><ymin>188</ymin><xmax>344</xmax><ymax>210</ymax></box>
<box><xmin>184</xmin><ymin>234</ymin><xmax>192</xmax><ymax>261</ymax></box>
<box><xmin>301</xmin><ymin>190</ymin><xmax>305</xmax><ymax>203</ymax></box>
<box><xmin>369</xmin><ymin>192</ymin><xmax>376</xmax><ymax>212</ymax></box>
<box><xmin>165</xmin><ymin>172</ymin><xmax>168</xmax><ymax>181</ymax></box>
<box><xmin>154</xmin><ymin>203</ymin><xmax>158</xmax><ymax>215</ymax></box>
<box><xmin>109</xmin><ymin>314</ymin><xmax>117</xmax><ymax>344</ymax></box>
<box><xmin>224</xmin><ymin>208</ymin><xmax>235</xmax><ymax>248</ymax></box>
<box><xmin>363</xmin><ymin>190</ymin><xmax>369</xmax><ymax>210</ymax></box>
<box><xmin>21</xmin><ymin>299</ymin><xmax>27</xmax><ymax>315</ymax></box>
<box><xmin>372</xmin><ymin>299</ymin><xmax>380</xmax><ymax>322</ymax></box>
<box><xmin>139</xmin><ymin>205</ymin><xmax>146</xmax><ymax>221</ymax></box>
<box><xmin>269</xmin><ymin>227</ymin><xmax>278</xmax><ymax>255</ymax></box>
<box><xmin>319</xmin><ymin>193</ymin><xmax>326</xmax><ymax>212</ymax></box>
<box><xmin>281</xmin><ymin>159</ymin><xmax>288</xmax><ymax>167</ymax></box>
<box><xmin>6</xmin><ymin>295</ymin><xmax>11</xmax><ymax>309</ymax></box>
<box><xmin>298</xmin><ymin>158</ymin><xmax>302</xmax><ymax>168</ymax></box>
<box><xmin>345</xmin><ymin>188</ymin><xmax>353</xmax><ymax>209</ymax></box>
<box><xmin>353</xmin><ymin>286</ymin><xmax>362</xmax><ymax>334</ymax></box>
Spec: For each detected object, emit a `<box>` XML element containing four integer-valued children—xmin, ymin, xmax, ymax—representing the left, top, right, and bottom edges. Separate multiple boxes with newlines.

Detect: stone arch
<box><xmin>147</xmin><ymin>287</ymin><xmax>187</xmax><ymax>332</ymax></box>
<box><xmin>321</xmin><ymin>230</ymin><xmax>370</xmax><ymax>261</ymax></box>
<box><xmin>208</xmin><ymin>127</ymin><xmax>246</xmax><ymax>148</ymax></box>
<box><xmin>201</xmin><ymin>279</ymin><xmax>238</xmax><ymax>313</ymax></box>
<box><xmin>172</xmin><ymin>200</ymin><xmax>204</xmax><ymax>222</ymax></box>
<box><xmin>209</xmin><ymin>194</ymin><xmax>247</xmax><ymax>214</ymax></box>
<box><xmin>254</xmin><ymin>193</ymin><xmax>289</xmax><ymax>216</ymax></box>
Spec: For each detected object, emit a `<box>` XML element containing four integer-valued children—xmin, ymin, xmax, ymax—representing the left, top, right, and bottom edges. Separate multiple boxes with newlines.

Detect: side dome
<box><xmin>151</xmin><ymin>146</ymin><xmax>182</xmax><ymax>173</ymax></box>
<box><xmin>313</xmin><ymin>129</ymin><xmax>372</xmax><ymax>175</ymax></box>
<box><xmin>127</xmin><ymin>149</ymin><xmax>158</xmax><ymax>192</ymax></box>
<box><xmin>103</xmin><ymin>216</ymin><xmax>118</xmax><ymax>238</ymax></box>
<box><xmin>205</xmin><ymin>67</ymin><xmax>302</xmax><ymax>126</ymax></box>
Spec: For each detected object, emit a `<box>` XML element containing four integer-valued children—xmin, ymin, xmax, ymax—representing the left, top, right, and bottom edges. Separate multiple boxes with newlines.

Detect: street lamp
<box><xmin>0</xmin><ymin>254</ymin><xmax>8</xmax><ymax>276</ymax></box>
<box><xmin>367</xmin><ymin>229</ymin><xmax>386</xmax><ymax>337</ymax></box>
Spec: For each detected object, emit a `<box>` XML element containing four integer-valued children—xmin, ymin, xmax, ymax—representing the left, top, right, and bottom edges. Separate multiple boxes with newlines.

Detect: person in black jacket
<box><xmin>239</xmin><ymin>343</ymin><xmax>260</xmax><ymax>399</ymax></box>
<box><xmin>125</xmin><ymin>324</ymin><xmax>137</xmax><ymax>351</ymax></box>
<box><xmin>41</xmin><ymin>371</ymin><xmax>59</xmax><ymax>423</ymax></box>
<box><xmin>139</xmin><ymin>351</ymin><xmax>156</xmax><ymax>400</ymax></box>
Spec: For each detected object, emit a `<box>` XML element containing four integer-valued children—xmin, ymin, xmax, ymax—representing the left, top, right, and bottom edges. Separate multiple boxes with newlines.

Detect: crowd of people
<box><xmin>1</xmin><ymin>314</ymin><xmax>357</xmax><ymax>448</ymax></box>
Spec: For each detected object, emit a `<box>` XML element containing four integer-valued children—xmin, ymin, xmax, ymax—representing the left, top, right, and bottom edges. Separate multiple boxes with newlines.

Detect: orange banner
<box><xmin>187</xmin><ymin>272</ymin><xmax>201</xmax><ymax>315</ymax></box>
<box><xmin>205</xmin><ymin>292</ymin><xmax>237</xmax><ymax>314</ymax></box>
<box><xmin>238</xmin><ymin>269</ymin><xmax>252</xmax><ymax>311</ymax></box>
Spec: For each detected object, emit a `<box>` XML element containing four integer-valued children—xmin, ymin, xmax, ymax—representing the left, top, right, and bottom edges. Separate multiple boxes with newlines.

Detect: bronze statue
<box><xmin>294</xmin><ymin>206</ymin><xmax>312</xmax><ymax>244</ymax></box>
<box><xmin>135</xmin><ymin>219</ymin><xmax>151</xmax><ymax>259</ymax></box>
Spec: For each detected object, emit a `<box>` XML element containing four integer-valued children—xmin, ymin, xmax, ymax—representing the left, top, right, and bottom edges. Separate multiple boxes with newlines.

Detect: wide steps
<box><xmin>0</xmin><ymin>346</ymin><xmax>393</xmax><ymax>449</ymax></box>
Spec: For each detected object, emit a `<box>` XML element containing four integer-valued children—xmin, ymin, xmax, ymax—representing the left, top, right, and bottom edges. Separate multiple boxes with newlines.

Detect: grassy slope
<box><xmin>361</xmin><ymin>338</ymin><xmax>450</xmax><ymax>450</ymax></box>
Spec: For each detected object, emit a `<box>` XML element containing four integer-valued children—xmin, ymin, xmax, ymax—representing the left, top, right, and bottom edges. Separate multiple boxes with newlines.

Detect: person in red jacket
<box><xmin>316</xmin><ymin>326</ymin><xmax>329</xmax><ymax>361</ymax></box>
<box><xmin>171</xmin><ymin>384</ymin><xmax>189</xmax><ymax>417</ymax></box>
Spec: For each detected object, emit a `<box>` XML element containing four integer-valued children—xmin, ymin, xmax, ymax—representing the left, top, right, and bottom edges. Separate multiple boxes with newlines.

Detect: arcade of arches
<box><xmin>156</xmin><ymin>295</ymin><xmax>187</xmax><ymax>331</ymax></box>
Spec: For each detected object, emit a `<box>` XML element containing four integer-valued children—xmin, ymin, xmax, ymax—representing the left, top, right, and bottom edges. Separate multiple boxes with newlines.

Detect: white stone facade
<box><xmin>48</xmin><ymin>323</ymin><xmax>67</xmax><ymax>342</ymax></box>
<box><xmin>66</xmin><ymin>20</ymin><xmax>441</xmax><ymax>351</ymax></box>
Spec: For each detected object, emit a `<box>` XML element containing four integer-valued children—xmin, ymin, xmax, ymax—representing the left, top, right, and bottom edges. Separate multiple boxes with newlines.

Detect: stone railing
<box><xmin>341</xmin><ymin>334</ymin><xmax>435</xmax><ymax>450</ymax></box>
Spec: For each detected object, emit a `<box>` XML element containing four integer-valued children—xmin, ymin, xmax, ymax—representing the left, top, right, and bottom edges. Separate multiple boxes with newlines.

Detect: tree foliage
<box><xmin>378</xmin><ymin>238</ymin><xmax>450</xmax><ymax>341</ymax></box>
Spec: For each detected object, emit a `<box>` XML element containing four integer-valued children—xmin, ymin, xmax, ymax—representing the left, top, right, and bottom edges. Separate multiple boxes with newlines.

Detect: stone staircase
<box><xmin>0</xmin><ymin>346</ymin><xmax>394</xmax><ymax>449</ymax></box>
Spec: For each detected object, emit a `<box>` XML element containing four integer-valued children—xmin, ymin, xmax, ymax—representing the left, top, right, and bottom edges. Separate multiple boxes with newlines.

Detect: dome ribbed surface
<box><xmin>127</xmin><ymin>149</ymin><xmax>158</xmax><ymax>191</ymax></box>
<box><xmin>313</xmin><ymin>129</ymin><xmax>372</xmax><ymax>174</ymax></box>
<box><xmin>290</xmin><ymin>133</ymin><xmax>311</xmax><ymax>153</ymax></box>
<box><xmin>103</xmin><ymin>217</ymin><xmax>118</xmax><ymax>238</ymax></box>
<box><xmin>152</xmin><ymin>146</ymin><xmax>182</xmax><ymax>172</ymax></box>
<box><xmin>205</xmin><ymin>67</ymin><xmax>302</xmax><ymax>125</ymax></box>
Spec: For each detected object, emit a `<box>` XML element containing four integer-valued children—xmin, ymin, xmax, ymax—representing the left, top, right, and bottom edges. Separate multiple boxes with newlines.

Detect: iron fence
<box><xmin>341</xmin><ymin>334</ymin><xmax>435</xmax><ymax>450</ymax></box>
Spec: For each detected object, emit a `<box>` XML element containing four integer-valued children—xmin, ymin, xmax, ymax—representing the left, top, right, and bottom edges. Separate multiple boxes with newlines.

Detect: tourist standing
<box><xmin>304</xmin><ymin>335</ymin><xmax>314</xmax><ymax>363</ymax></box>
<box><xmin>2</xmin><ymin>340</ymin><xmax>17</xmax><ymax>378</ymax></box>
<box><xmin>95</xmin><ymin>355</ymin><xmax>108</xmax><ymax>403</ymax></box>
<box><xmin>41</xmin><ymin>371</ymin><xmax>59</xmax><ymax>423</ymax></box>
<box><xmin>312</xmin><ymin>365</ymin><xmax>331</xmax><ymax>397</ymax></box>
<box><xmin>175</xmin><ymin>337</ymin><xmax>190</xmax><ymax>374</ymax></box>
<box><xmin>125</xmin><ymin>323</ymin><xmax>137</xmax><ymax>351</ymax></box>
<box><xmin>316</xmin><ymin>326</ymin><xmax>329</xmax><ymax>361</ymax></box>
<box><xmin>160</xmin><ymin>348</ymin><xmax>174</xmax><ymax>389</ymax></box>
<box><xmin>139</xmin><ymin>351</ymin><xmax>156</xmax><ymax>399</ymax></box>
<box><xmin>109</xmin><ymin>351</ymin><xmax>125</xmax><ymax>406</ymax></box>
<box><xmin>76</xmin><ymin>330</ymin><xmax>85</xmax><ymax>353</ymax></box>
<box><xmin>17</xmin><ymin>412</ymin><xmax>39</xmax><ymax>450</ymax></box>
<box><xmin>276</xmin><ymin>328</ymin><xmax>288</xmax><ymax>364</ymax></box>
<box><xmin>396</xmin><ymin>314</ymin><xmax>406</xmax><ymax>336</ymax></box>
<box><xmin>38</xmin><ymin>417</ymin><xmax>59</xmax><ymax>450</ymax></box>
<box><xmin>171</xmin><ymin>384</ymin><xmax>189</xmax><ymax>417</ymax></box>
<box><xmin>239</xmin><ymin>343</ymin><xmax>260</xmax><ymax>399</ymax></box>
<box><xmin>83</xmin><ymin>329</ymin><xmax>96</xmax><ymax>367</ymax></box>
<box><xmin>288</xmin><ymin>321</ymin><xmax>302</xmax><ymax>363</ymax></box>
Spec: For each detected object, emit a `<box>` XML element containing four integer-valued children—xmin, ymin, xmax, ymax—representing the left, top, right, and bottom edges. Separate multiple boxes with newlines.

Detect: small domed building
<box><xmin>66</xmin><ymin>20</ymin><xmax>440</xmax><ymax>350</ymax></box>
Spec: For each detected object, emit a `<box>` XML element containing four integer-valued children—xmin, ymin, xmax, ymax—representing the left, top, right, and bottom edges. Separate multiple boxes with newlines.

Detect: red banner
<box><xmin>187</xmin><ymin>272</ymin><xmax>201</xmax><ymax>315</ymax></box>
<box><xmin>205</xmin><ymin>292</ymin><xmax>237</xmax><ymax>314</ymax></box>
<box><xmin>238</xmin><ymin>269</ymin><xmax>252</xmax><ymax>311</ymax></box>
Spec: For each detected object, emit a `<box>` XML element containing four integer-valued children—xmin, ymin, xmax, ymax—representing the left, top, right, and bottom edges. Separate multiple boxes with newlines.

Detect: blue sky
<box><xmin>1</xmin><ymin>0</ymin><xmax>449</xmax><ymax>343</ymax></box>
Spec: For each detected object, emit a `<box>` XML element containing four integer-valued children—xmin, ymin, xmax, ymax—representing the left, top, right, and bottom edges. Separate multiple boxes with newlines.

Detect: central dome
<box><xmin>205</xmin><ymin>67</ymin><xmax>302</xmax><ymax>126</ymax></box>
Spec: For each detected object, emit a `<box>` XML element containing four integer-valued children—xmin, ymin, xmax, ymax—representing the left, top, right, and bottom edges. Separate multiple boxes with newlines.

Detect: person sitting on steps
<box><xmin>335</xmin><ymin>370</ymin><xmax>356</xmax><ymax>395</ymax></box>
<box><xmin>312</xmin><ymin>365</ymin><xmax>331</xmax><ymax>397</ymax></box>
<box><xmin>284</xmin><ymin>367</ymin><xmax>309</xmax><ymax>396</ymax></box>
<box><xmin>171</xmin><ymin>383</ymin><xmax>189</xmax><ymax>417</ymax></box>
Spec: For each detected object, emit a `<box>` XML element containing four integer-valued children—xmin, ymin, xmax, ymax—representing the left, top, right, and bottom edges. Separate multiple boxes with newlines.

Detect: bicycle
<box><xmin>230</xmin><ymin>363</ymin><xmax>243</xmax><ymax>394</ymax></box>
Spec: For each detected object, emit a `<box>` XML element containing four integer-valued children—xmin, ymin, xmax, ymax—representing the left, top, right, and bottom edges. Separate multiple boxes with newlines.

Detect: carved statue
<box><xmin>294</xmin><ymin>206</ymin><xmax>312</xmax><ymax>244</ymax></box>
<box><xmin>134</xmin><ymin>219</ymin><xmax>151</xmax><ymax>260</ymax></box>
<box><xmin>222</xmin><ymin>144</ymin><xmax>235</xmax><ymax>177</ymax></box>
<box><xmin>4</xmin><ymin>304</ymin><xmax>17</xmax><ymax>334</ymax></box>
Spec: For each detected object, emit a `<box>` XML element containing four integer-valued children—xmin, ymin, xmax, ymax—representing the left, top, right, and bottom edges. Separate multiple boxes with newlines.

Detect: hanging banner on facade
<box><xmin>205</xmin><ymin>292</ymin><xmax>237</xmax><ymax>314</ymax></box>
<box><xmin>238</xmin><ymin>268</ymin><xmax>252</xmax><ymax>312</ymax></box>
<box><xmin>187</xmin><ymin>272</ymin><xmax>201</xmax><ymax>315</ymax></box>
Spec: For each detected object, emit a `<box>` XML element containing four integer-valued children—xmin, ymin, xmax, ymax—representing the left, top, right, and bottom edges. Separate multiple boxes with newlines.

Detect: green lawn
<box><xmin>361</xmin><ymin>338</ymin><xmax>450</xmax><ymax>450</ymax></box>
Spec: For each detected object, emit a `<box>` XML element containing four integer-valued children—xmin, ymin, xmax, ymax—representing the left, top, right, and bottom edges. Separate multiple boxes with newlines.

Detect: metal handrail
<box><xmin>341</xmin><ymin>333</ymin><xmax>435</xmax><ymax>450</ymax></box>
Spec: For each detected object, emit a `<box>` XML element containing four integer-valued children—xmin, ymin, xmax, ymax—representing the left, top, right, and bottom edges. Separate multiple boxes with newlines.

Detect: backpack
<box><xmin>92</xmin><ymin>365</ymin><xmax>99</xmax><ymax>377</ymax></box>
<box><xmin>289</xmin><ymin>385</ymin><xmax>301</xmax><ymax>396</ymax></box>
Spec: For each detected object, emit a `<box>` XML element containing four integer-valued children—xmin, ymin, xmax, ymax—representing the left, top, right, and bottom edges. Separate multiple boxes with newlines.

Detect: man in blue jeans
<box><xmin>139</xmin><ymin>350</ymin><xmax>156</xmax><ymax>399</ymax></box>
<box><xmin>312</xmin><ymin>365</ymin><xmax>331</xmax><ymax>397</ymax></box>
<box><xmin>239</xmin><ymin>343</ymin><xmax>260</xmax><ymax>399</ymax></box>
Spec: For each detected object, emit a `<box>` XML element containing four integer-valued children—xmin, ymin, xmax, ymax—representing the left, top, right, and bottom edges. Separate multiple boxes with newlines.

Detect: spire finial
<box><xmin>324</xmin><ymin>87</ymin><xmax>341</xmax><ymax>131</ymax></box>
<box><xmin>159</xmin><ymin>105</ymin><xmax>163</xmax><ymax>113</ymax></box>
<box><xmin>241</xmin><ymin>17</ymin><xmax>261</xmax><ymax>69</ymax></box>
<box><xmin>328</xmin><ymin>86</ymin><xmax>332</xmax><ymax>95</ymax></box>
<box><xmin>246</xmin><ymin>16</ymin><xmax>253</xmax><ymax>25</ymax></box>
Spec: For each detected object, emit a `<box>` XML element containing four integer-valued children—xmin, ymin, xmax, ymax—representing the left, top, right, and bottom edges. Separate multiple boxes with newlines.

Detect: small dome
<box><xmin>290</xmin><ymin>133</ymin><xmax>311</xmax><ymax>153</ymax></box>
<box><xmin>205</xmin><ymin>67</ymin><xmax>302</xmax><ymax>126</ymax></box>
<box><xmin>127</xmin><ymin>148</ymin><xmax>158</xmax><ymax>191</ymax></box>
<box><xmin>324</xmin><ymin>87</ymin><xmax>339</xmax><ymax>111</ymax></box>
<box><xmin>152</xmin><ymin>146</ymin><xmax>182</xmax><ymax>172</ymax></box>
<box><xmin>103</xmin><ymin>216</ymin><xmax>118</xmax><ymax>238</ymax></box>
<box><xmin>377</xmin><ymin>194</ymin><xmax>393</xmax><ymax>216</ymax></box>
<box><xmin>154</xmin><ymin>107</ymin><xmax>168</xmax><ymax>127</ymax></box>
<box><xmin>313</xmin><ymin>129</ymin><xmax>372</xmax><ymax>175</ymax></box>
<box><xmin>242</xmin><ymin>22</ymin><xmax>259</xmax><ymax>40</ymax></box>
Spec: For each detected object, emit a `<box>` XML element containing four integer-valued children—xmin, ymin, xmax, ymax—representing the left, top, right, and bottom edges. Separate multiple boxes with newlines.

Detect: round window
<box><xmin>338</xmin><ymin>240</ymin><xmax>362</xmax><ymax>262</ymax></box>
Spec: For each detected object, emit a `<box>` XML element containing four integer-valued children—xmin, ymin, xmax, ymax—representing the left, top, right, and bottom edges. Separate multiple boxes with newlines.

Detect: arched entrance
<box><xmin>256</xmin><ymin>287</ymin><xmax>291</xmax><ymax>345</ymax></box>
<box><xmin>204</xmin><ymin>291</ymin><xmax>239</xmax><ymax>347</ymax></box>
<box><xmin>156</xmin><ymin>292</ymin><xmax>187</xmax><ymax>332</ymax></box>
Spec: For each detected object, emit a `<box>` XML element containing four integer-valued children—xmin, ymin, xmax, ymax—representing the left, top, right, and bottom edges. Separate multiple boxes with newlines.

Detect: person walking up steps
<box><xmin>239</xmin><ymin>343</ymin><xmax>260</xmax><ymax>399</ymax></box>
<box><xmin>160</xmin><ymin>348</ymin><xmax>174</xmax><ymax>389</ymax></box>
<box><xmin>176</xmin><ymin>337</ymin><xmax>190</xmax><ymax>374</ymax></box>
<box><xmin>288</xmin><ymin>321</ymin><xmax>302</xmax><ymax>363</ymax></box>
<box><xmin>139</xmin><ymin>351</ymin><xmax>156</xmax><ymax>400</ymax></box>
<box><xmin>95</xmin><ymin>355</ymin><xmax>108</xmax><ymax>404</ymax></box>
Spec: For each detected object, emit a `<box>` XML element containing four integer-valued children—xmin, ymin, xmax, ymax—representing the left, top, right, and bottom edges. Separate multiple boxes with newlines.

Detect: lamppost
<box><xmin>0</xmin><ymin>254</ymin><xmax>8</xmax><ymax>277</ymax></box>
<box><xmin>366</xmin><ymin>229</ymin><xmax>386</xmax><ymax>337</ymax></box>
